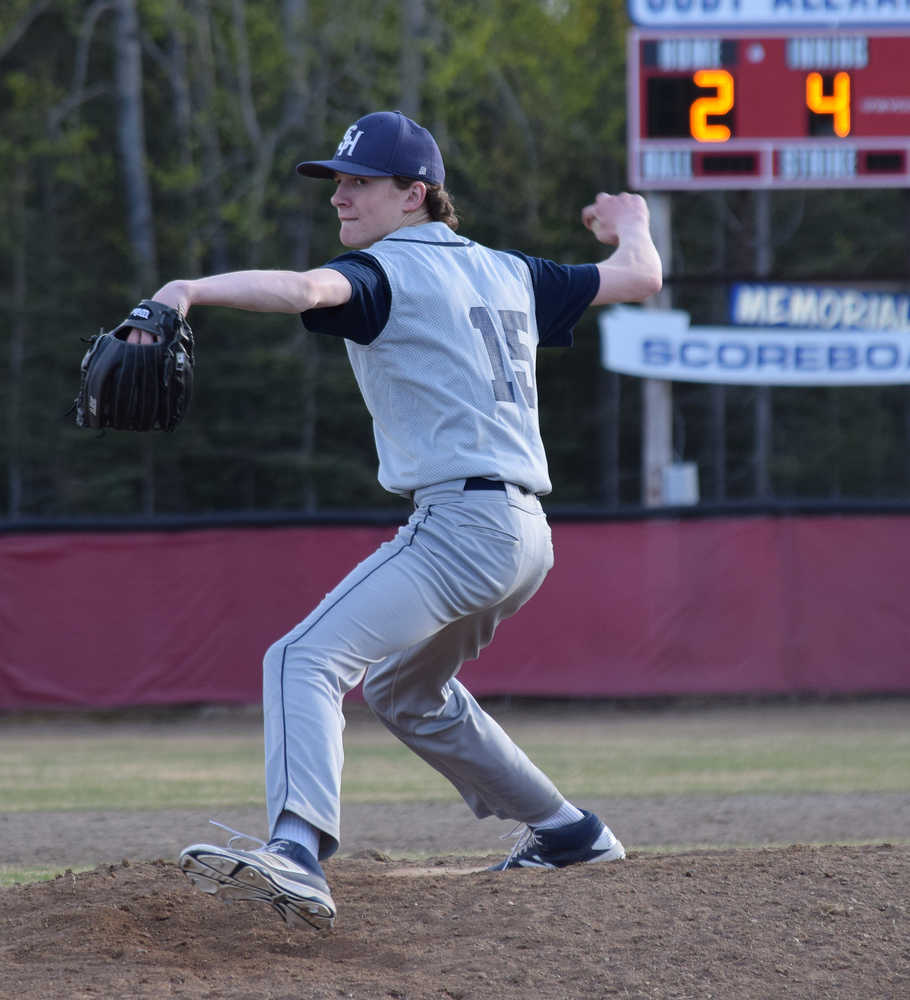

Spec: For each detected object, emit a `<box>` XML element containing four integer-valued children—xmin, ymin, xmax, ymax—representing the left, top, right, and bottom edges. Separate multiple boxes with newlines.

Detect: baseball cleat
<box><xmin>179</xmin><ymin>836</ymin><xmax>336</xmax><ymax>930</ymax></box>
<box><xmin>489</xmin><ymin>809</ymin><xmax>626</xmax><ymax>871</ymax></box>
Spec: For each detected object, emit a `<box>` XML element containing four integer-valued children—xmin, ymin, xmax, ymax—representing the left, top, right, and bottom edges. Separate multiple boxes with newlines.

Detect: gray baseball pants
<box><xmin>262</xmin><ymin>480</ymin><xmax>564</xmax><ymax>859</ymax></box>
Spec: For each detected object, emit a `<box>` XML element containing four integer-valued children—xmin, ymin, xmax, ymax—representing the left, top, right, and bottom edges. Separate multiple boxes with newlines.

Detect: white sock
<box><xmin>272</xmin><ymin>811</ymin><xmax>321</xmax><ymax>858</ymax></box>
<box><xmin>532</xmin><ymin>801</ymin><xmax>585</xmax><ymax>830</ymax></box>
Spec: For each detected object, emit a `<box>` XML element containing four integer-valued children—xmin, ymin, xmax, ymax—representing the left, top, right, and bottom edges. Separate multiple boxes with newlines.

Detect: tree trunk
<box><xmin>164</xmin><ymin>0</ymin><xmax>200</xmax><ymax>274</ymax></box>
<box><xmin>283</xmin><ymin>0</ymin><xmax>322</xmax><ymax>510</ymax></box>
<box><xmin>114</xmin><ymin>0</ymin><xmax>159</xmax><ymax>513</ymax></box>
<box><xmin>7</xmin><ymin>162</ymin><xmax>27</xmax><ymax>518</ymax></box>
<box><xmin>114</xmin><ymin>0</ymin><xmax>158</xmax><ymax>293</ymax></box>
<box><xmin>190</xmin><ymin>0</ymin><xmax>229</xmax><ymax>273</ymax></box>
<box><xmin>399</xmin><ymin>0</ymin><xmax>424</xmax><ymax>119</ymax></box>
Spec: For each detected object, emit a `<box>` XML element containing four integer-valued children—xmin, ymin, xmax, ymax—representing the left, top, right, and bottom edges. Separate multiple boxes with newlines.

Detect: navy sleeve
<box><xmin>300</xmin><ymin>252</ymin><xmax>390</xmax><ymax>345</ymax></box>
<box><xmin>504</xmin><ymin>252</ymin><xmax>599</xmax><ymax>348</ymax></box>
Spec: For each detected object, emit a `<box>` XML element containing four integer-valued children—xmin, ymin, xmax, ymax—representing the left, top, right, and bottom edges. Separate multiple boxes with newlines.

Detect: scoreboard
<box><xmin>628</xmin><ymin>29</ymin><xmax>910</xmax><ymax>189</ymax></box>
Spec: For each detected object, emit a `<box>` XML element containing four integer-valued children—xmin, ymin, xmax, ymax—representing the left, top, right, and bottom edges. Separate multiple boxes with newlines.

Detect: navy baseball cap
<box><xmin>296</xmin><ymin>111</ymin><xmax>445</xmax><ymax>185</ymax></box>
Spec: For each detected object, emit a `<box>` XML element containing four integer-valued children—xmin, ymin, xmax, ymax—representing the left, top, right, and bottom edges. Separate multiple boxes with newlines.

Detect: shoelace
<box><xmin>499</xmin><ymin>823</ymin><xmax>542</xmax><ymax>864</ymax></box>
<box><xmin>208</xmin><ymin>818</ymin><xmax>266</xmax><ymax>851</ymax></box>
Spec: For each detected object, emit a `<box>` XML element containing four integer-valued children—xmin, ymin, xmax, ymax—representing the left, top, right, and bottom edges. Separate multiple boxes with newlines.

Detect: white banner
<box><xmin>600</xmin><ymin>306</ymin><xmax>910</xmax><ymax>385</ymax></box>
<box><xmin>627</xmin><ymin>0</ymin><xmax>910</xmax><ymax>28</ymax></box>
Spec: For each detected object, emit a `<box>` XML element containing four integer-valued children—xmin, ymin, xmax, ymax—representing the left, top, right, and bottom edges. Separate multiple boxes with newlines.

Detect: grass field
<box><xmin>2</xmin><ymin>698</ymin><xmax>909</xmax><ymax>812</ymax></box>
<box><xmin>1</xmin><ymin>697</ymin><xmax>908</xmax><ymax>886</ymax></box>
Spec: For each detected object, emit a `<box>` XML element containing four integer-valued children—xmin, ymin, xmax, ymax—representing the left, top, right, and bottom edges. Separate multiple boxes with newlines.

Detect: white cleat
<box><xmin>179</xmin><ymin>836</ymin><xmax>335</xmax><ymax>930</ymax></box>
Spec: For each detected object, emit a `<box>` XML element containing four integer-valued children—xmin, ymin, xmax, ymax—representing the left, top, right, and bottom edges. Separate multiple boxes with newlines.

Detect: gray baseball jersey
<box><xmin>303</xmin><ymin>221</ymin><xmax>599</xmax><ymax>496</ymax></box>
<box><xmin>347</xmin><ymin>224</ymin><xmax>550</xmax><ymax>495</ymax></box>
<box><xmin>261</xmin><ymin>222</ymin><xmax>598</xmax><ymax>858</ymax></box>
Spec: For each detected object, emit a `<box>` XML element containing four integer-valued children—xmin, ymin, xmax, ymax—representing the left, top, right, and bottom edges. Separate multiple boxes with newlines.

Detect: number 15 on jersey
<box><xmin>470</xmin><ymin>306</ymin><xmax>537</xmax><ymax>409</ymax></box>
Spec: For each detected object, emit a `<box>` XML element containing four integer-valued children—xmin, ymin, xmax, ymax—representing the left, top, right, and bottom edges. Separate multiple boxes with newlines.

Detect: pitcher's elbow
<box><xmin>635</xmin><ymin>272</ymin><xmax>662</xmax><ymax>302</ymax></box>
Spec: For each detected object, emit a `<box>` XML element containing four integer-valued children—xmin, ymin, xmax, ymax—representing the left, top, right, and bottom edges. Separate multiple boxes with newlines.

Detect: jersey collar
<box><xmin>377</xmin><ymin>221</ymin><xmax>473</xmax><ymax>247</ymax></box>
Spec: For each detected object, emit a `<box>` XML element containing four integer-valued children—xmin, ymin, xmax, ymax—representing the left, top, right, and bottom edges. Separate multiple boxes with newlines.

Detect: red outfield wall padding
<box><xmin>1</xmin><ymin>515</ymin><xmax>909</xmax><ymax>709</ymax></box>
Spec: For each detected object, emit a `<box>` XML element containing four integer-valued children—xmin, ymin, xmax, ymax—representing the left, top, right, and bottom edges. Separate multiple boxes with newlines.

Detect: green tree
<box><xmin>2</xmin><ymin>0</ymin><xmax>909</xmax><ymax>521</ymax></box>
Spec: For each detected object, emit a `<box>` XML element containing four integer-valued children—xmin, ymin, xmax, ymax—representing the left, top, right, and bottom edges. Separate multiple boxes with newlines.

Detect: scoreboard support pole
<box><xmin>753</xmin><ymin>189</ymin><xmax>773</xmax><ymax>499</ymax></box>
<box><xmin>643</xmin><ymin>191</ymin><xmax>674</xmax><ymax>507</ymax></box>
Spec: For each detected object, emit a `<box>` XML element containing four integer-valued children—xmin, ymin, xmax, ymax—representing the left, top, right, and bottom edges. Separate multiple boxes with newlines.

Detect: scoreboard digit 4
<box><xmin>628</xmin><ymin>29</ymin><xmax>910</xmax><ymax>189</ymax></box>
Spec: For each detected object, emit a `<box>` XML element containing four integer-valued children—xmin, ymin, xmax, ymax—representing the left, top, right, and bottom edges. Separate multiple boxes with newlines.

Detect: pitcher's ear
<box><xmin>407</xmin><ymin>181</ymin><xmax>428</xmax><ymax>207</ymax></box>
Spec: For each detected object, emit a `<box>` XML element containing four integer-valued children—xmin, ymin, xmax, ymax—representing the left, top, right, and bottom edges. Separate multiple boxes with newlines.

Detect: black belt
<box><xmin>463</xmin><ymin>477</ymin><xmax>506</xmax><ymax>492</ymax></box>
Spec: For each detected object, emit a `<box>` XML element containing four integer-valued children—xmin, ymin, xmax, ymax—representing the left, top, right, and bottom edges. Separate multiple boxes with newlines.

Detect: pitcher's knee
<box><xmin>263</xmin><ymin>635</ymin><xmax>292</xmax><ymax>679</ymax></box>
<box><xmin>265</xmin><ymin>631</ymin><xmax>368</xmax><ymax>700</ymax></box>
<box><xmin>361</xmin><ymin>672</ymin><xmax>422</xmax><ymax>731</ymax></box>
<box><xmin>363</xmin><ymin>672</ymin><xmax>456</xmax><ymax>740</ymax></box>
<box><xmin>263</xmin><ymin>634</ymin><xmax>325</xmax><ymax>688</ymax></box>
<box><xmin>361</xmin><ymin>670</ymin><xmax>392</xmax><ymax>718</ymax></box>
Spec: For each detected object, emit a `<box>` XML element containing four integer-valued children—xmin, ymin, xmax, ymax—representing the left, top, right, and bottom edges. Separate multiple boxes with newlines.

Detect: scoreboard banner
<box><xmin>628</xmin><ymin>0</ymin><xmax>910</xmax><ymax>28</ymax></box>
<box><xmin>628</xmin><ymin>28</ymin><xmax>910</xmax><ymax>189</ymax></box>
<box><xmin>600</xmin><ymin>306</ymin><xmax>910</xmax><ymax>385</ymax></box>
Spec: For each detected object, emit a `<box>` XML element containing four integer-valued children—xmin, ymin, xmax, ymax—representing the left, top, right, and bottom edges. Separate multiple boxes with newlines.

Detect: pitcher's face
<box><xmin>330</xmin><ymin>174</ymin><xmax>416</xmax><ymax>248</ymax></box>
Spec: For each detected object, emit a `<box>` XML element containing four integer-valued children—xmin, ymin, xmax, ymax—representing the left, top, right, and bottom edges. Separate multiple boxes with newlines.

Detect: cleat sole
<box><xmin>179</xmin><ymin>844</ymin><xmax>335</xmax><ymax>929</ymax></box>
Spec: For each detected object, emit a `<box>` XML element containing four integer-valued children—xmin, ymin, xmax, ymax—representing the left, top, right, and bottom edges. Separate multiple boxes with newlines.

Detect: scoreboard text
<box><xmin>628</xmin><ymin>29</ymin><xmax>910</xmax><ymax>189</ymax></box>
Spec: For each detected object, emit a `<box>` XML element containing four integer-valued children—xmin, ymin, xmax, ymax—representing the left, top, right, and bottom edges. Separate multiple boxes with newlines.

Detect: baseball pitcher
<box><xmin>126</xmin><ymin>111</ymin><xmax>661</xmax><ymax>930</ymax></box>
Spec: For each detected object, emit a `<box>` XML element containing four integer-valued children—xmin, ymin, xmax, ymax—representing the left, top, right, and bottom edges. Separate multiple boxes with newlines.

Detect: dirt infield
<box><xmin>3</xmin><ymin>845</ymin><xmax>908</xmax><ymax>999</ymax></box>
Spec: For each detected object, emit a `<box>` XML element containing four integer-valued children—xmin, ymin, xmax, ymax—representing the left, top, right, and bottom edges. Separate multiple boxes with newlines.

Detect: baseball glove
<box><xmin>74</xmin><ymin>299</ymin><xmax>195</xmax><ymax>431</ymax></box>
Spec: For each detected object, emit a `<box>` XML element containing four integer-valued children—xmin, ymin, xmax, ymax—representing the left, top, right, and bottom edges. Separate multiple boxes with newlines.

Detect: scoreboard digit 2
<box><xmin>628</xmin><ymin>28</ymin><xmax>910</xmax><ymax>190</ymax></box>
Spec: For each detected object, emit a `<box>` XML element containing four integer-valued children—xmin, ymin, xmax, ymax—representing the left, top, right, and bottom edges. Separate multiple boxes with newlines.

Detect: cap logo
<box><xmin>336</xmin><ymin>126</ymin><xmax>364</xmax><ymax>158</ymax></box>
<box><xmin>418</xmin><ymin>166</ymin><xmax>427</xmax><ymax>176</ymax></box>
